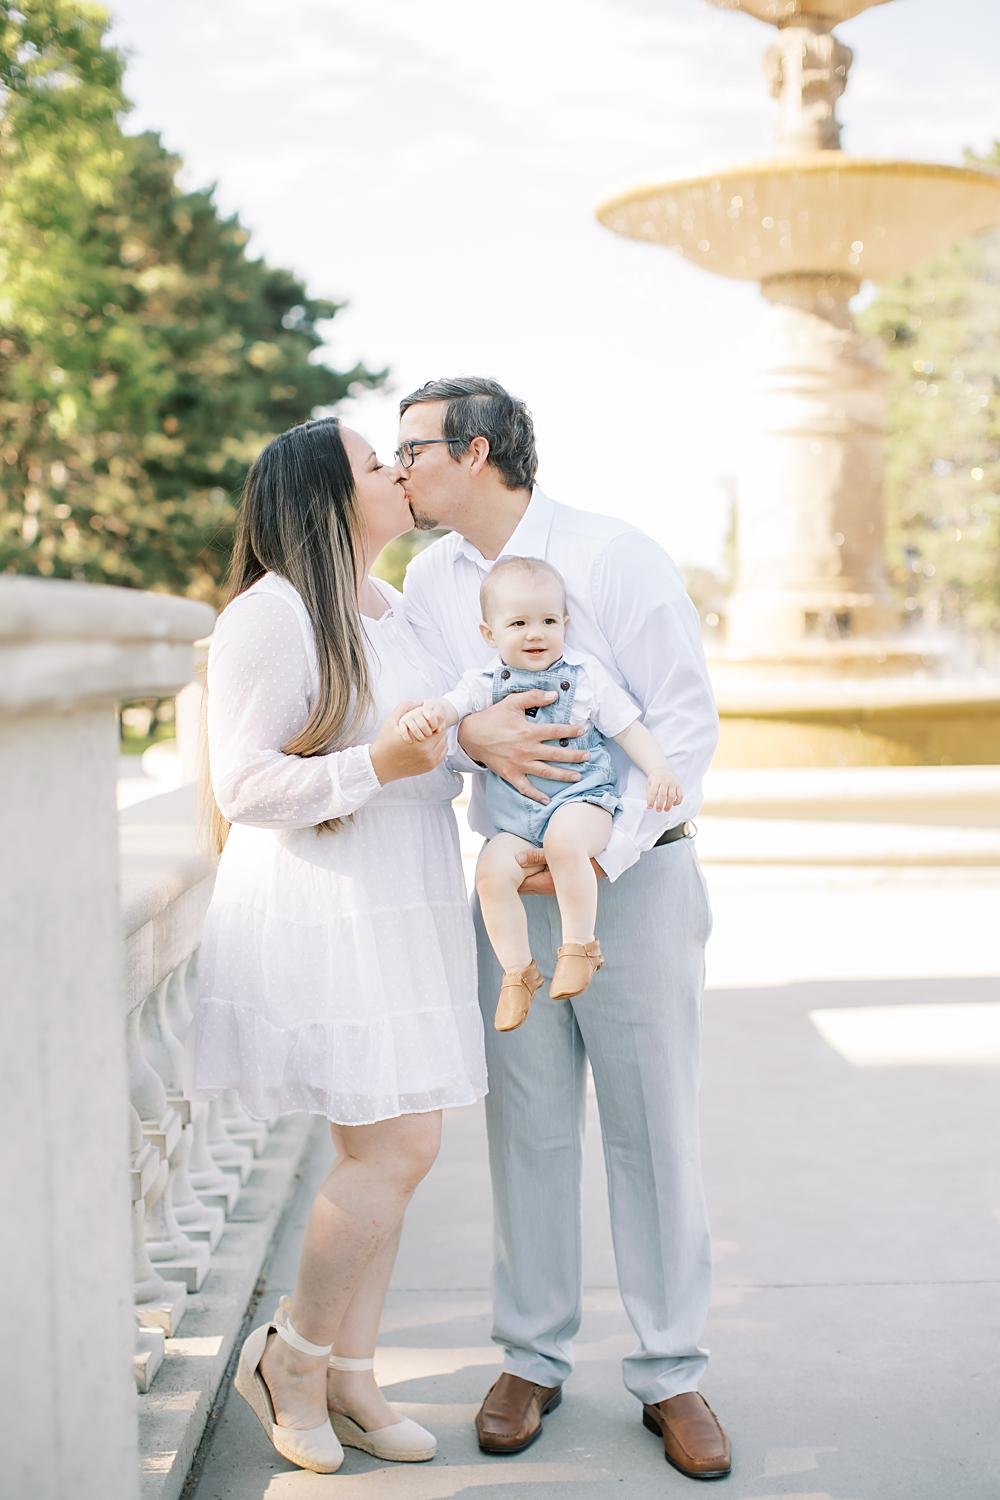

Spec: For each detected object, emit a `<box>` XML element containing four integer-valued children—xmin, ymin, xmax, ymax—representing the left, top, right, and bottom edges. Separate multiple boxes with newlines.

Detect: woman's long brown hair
<box><xmin>203</xmin><ymin>417</ymin><xmax>373</xmax><ymax>853</ymax></box>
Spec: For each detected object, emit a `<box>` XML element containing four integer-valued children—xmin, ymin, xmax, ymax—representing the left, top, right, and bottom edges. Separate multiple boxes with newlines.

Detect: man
<box><xmin>397</xmin><ymin>377</ymin><xmax>730</xmax><ymax>1482</ymax></box>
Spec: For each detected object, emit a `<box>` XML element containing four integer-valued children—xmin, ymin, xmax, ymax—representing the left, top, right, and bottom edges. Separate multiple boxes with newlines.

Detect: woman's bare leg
<box><xmin>542</xmin><ymin>804</ymin><xmax>613</xmax><ymax>944</ymax></box>
<box><xmin>325</xmin><ymin>1221</ymin><xmax>404</xmax><ymax>1430</ymax></box>
<box><xmin>259</xmin><ymin>1110</ymin><xmax>441</xmax><ymax>1429</ymax></box>
<box><xmin>475</xmin><ymin>832</ymin><xmax>538</xmax><ymax>969</ymax></box>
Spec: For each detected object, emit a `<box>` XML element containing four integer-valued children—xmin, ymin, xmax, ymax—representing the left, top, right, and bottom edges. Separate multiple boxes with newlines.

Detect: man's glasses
<box><xmin>394</xmin><ymin>437</ymin><xmax>462</xmax><ymax>470</ymax></box>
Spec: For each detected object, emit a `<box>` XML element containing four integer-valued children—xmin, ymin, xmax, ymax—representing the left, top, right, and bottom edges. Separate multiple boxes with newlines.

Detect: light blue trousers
<box><xmin>473</xmin><ymin>834</ymin><xmax>714</xmax><ymax>1404</ymax></box>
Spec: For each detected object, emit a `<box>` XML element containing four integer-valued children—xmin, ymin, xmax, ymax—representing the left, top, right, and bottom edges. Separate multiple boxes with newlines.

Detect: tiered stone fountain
<box><xmin>598</xmin><ymin>0</ymin><xmax>1000</xmax><ymax>767</ymax></box>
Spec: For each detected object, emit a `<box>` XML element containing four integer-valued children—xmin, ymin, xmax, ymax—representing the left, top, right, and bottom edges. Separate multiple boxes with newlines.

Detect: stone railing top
<box><xmin>0</xmin><ymin>577</ymin><xmax>215</xmax><ymax>715</ymax></box>
<box><xmin>0</xmin><ymin>575</ymin><xmax>213</xmax><ymax>644</ymax></box>
<box><xmin>120</xmin><ymin>783</ymin><xmax>216</xmax><ymax>1010</ymax></box>
<box><xmin>120</xmin><ymin>783</ymin><xmax>215</xmax><ymax>934</ymax></box>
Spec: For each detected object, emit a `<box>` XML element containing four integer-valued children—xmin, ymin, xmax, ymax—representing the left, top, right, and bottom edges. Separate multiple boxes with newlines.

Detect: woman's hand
<box><xmin>457</xmin><ymin>690</ymin><xmax>589</xmax><ymax>805</ymax></box>
<box><xmin>370</xmin><ymin>701</ymin><xmax>448</xmax><ymax>784</ymax></box>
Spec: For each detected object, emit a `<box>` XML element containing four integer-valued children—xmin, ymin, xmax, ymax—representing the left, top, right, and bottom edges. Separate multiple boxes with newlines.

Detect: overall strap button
<box><xmin>559</xmin><ymin>738</ymin><xmax>569</xmax><ymax>747</ymax></box>
<box><xmin>560</xmin><ymin>681</ymin><xmax>571</xmax><ymax>691</ymax></box>
<box><xmin>501</xmin><ymin>668</ymin><xmax>510</xmax><ymax>679</ymax></box>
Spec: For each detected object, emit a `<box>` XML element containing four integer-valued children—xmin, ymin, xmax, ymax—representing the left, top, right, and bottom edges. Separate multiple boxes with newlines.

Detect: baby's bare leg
<box><xmin>475</xmin><ymin>832</ymin><xmax>539</xmax><ymax>970</ymax></box>
<box><xmin>542</xmin><ymin>803</ymin><xmax>614</xmax><ymax>945</ymax></box>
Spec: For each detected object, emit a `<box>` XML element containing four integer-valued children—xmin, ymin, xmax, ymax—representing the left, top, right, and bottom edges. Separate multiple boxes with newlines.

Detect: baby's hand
<box><xmin>398</xmin><ymin>701</ymin><xmax>446</xmax><ymax>742</ymax></box>
<box><xmin>646</xmin><ymin>765</ymin><xmax>682</xmax><ymax>812</ymax></box>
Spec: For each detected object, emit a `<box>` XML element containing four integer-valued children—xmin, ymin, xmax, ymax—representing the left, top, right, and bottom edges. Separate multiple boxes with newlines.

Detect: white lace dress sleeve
<box><xmin>207</xmin><ymin>590</ymin><xmax>381</xmax><ymax>828</ymax></box>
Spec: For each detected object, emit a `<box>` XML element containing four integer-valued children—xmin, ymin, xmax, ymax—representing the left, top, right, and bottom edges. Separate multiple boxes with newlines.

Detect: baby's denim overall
<box><xmin>485</xmin><ymin>659</ymin><xmax>622</xmax><ymax>848</ymax></box>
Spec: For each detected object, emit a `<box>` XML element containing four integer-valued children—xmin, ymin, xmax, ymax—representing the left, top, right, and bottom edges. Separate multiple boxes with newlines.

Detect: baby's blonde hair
<box><xmin>480</xmin><ymin>555</ymin><xmax>567</xmax><ymax>621</ymax></box>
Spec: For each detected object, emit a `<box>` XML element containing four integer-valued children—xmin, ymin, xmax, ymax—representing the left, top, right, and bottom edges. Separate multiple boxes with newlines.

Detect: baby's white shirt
<box><xmin>442</xmin><ymin>647</ymin><xmax>641</xmax><ymax>739</ymax></box>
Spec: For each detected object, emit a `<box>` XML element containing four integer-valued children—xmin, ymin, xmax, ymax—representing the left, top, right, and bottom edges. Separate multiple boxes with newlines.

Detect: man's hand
<box><xmin>457</xmin><ymin>689</ymin><xmax>589</xmax><ymax>806</ymax></box>
<box><xmin>515</xmin><ymin>846</ymin><xmax>607</xmax><ymax>896</ymax></box>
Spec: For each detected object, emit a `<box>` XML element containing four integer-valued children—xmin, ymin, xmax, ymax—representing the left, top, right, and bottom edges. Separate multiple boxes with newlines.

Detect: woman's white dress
<box><xmin>191</xmin><ymin>571</ymin><xmax>487</xmax><ymax>1126</ymax></box>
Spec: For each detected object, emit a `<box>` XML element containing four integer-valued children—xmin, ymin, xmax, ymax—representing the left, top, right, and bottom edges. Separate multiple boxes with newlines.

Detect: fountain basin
<box><xmin>706</xmin><ymin>0</ymin><xmax>891</xmax><ymax>24</ymax></box>
<box><xmin>713</xmin><ymin>675</ymin><xmax>1000</xmax><ymax>767</ymax></box>
<box><xmin>597</xmin><ymin>155</ymin><xmax>1000</xmax><ymax>281</ymax></box>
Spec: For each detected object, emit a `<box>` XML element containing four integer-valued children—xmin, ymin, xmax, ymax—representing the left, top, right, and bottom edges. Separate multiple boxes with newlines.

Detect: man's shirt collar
<box><xmin>455</xmin><ymin>484</ymin><xmax>555</xmax><ymax>571</ymax></box>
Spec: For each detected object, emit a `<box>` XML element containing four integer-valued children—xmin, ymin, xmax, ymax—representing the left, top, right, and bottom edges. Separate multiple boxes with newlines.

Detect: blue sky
<box><xmin>106</xmin><ymin>0</ymin><xmax>1000</xmax><ymax>570</ymax></box>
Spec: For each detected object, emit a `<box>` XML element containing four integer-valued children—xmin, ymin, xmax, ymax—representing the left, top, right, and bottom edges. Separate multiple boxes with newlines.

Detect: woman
<box><xmin>191</xmin><ymin>416</ymin><xmax>487</xmax><ymax>1473</ymax></box>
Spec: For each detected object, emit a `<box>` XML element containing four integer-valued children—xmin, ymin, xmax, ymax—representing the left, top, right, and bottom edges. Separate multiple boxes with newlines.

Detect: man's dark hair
<box><xmin>399</xmin><ymin>376</ymin><xmax>537</xmax><ymax>491</ymax></box>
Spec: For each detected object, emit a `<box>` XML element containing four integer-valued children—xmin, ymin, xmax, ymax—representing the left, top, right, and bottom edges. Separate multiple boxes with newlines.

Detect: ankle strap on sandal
<box><xmin>328</xmin><ymin>1353</ymin><xmax>375</xmax><ymax>1371</ymax></box>
<box><xmin>273</xmin><ymin>1300</ymin><xmax>332</xmax><ymax>1358</ymax></box>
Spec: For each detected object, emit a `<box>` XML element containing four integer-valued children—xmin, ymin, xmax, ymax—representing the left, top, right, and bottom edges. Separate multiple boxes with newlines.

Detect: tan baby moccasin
<box><xmin>550</xmin><ymin>940</ymin><xmax>604</xmax><ymax>1001</ymax></box>
<box><xmin>495</xmin><ymin>960</ymin><xmax>544</xmax><ymax>1032</ymax></box>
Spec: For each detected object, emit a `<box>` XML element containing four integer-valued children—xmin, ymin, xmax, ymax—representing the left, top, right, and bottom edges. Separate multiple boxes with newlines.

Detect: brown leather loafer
<box><xmin>495</xmin><ymin>960</ymin><xmax>544</xmax><ymax>1032</ymax></box>
<box><xmin>475</xmin><ymin>1372</ymin><xmax>562</xmax><ymax>1454</ymax></box>
<box><xmin>550</xmin><ymin>939</ymin><xmax>603</xmax><ymax>1000</ymax></box>
<box><xmin>642</xmin><ymin>1392</ymin><xmax>732</xmax><ymax>1480</ymax></box>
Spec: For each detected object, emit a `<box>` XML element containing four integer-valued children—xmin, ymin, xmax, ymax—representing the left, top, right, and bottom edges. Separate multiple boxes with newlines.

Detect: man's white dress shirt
<box><xmin>402</xmin><ymin>485</ymin><xmax>720</xmax><ymax>882</ymax></box>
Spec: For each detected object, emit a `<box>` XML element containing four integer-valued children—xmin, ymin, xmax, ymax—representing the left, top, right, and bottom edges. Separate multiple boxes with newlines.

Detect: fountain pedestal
<box><xmin>725</xmin><ymin>270</ymin><xmax>903</xmax><ymax>657</ymax></box>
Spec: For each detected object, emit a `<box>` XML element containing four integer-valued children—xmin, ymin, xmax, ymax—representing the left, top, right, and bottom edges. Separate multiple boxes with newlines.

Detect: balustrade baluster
<box><xmin>130</xmin><ymin>1104</ymin><xmax>186</xmax><ymax>1337</ymax></box>
<box><xmin>222</xmin><ymin>1089</ymin><xmax>269</xmax><ymax>1155</ymax></box>
<box><xmin>188</xmin><ymin>1102</ymin><xmax>241</xmax><ymax>1212</ymax></box>
<box><xmin>167</xmin><ymin>951</ymin><xmax>241</xmax><ymax>1214</ymax></box>
<box><xmin>174</xmin><ymin>947</ymin><xmax>198</xmax><ymax>1035</ymax></box>
<box><xmin>158</xmin><ymin>964</ymin><xmax>225</xmax><ymax>1247</ymax></box>
<box><xmin>206</xmin><ymin>1097</ymin><xmax>254</xmax><ymax>1183</ymax></box>
<box><xmin>130</xmin><ymin>992</ymin><xmax>211</xmax><ymax>1291</ymax></box>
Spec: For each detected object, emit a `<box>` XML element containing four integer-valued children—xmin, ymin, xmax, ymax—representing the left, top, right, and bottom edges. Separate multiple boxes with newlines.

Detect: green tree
<box><xmin>373</xmin><ymin>528</ymin><xmax>445</xmax><ymax>592</ymax></box>
<box><xmin>0</xmin><ymin>1</ymin><xmax>384</xmax><ymax>601</ymax></box>
<box><xmin>858</xmin><ymin>142</ymin><xmax>1000</xmax><ymax>640</ymax></box>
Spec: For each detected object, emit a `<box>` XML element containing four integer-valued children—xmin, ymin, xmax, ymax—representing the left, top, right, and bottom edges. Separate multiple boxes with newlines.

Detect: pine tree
<box><xmin>0</xmin><ymin>1</ymin><xmax>384</xmax><ymax>600</ymax></box>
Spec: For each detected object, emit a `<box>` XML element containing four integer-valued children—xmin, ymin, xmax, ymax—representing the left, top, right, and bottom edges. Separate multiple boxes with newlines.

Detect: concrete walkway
<box><xmin>187</xmin><ymin>859</ymin><xmax>1000</xmax><ymax>1499</ymax></box>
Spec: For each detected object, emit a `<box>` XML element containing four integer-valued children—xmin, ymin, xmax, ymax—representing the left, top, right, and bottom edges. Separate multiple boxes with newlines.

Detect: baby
<box><xmin>398</xmin><ymin>556</ymin><xmax>682</xmax><ymax>1033</ymax></box>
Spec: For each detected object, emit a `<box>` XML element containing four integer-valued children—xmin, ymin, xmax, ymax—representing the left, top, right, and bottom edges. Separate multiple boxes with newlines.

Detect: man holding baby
<box><xmin>398</xmin><ymin>376</ymin><xmax>731</xmax><ymax>1481</ymax></box>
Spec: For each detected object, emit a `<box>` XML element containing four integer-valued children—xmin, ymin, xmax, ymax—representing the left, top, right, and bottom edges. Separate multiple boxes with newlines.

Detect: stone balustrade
<box><xmin>1</xmin><ymin>579</ymin><xmax>316</xmax><ymax>1500</ymax></box>
<box><xmin>121</xmin><ymin>787</ymin><xmax>316</xmax><ymax>1500</ymax></box>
